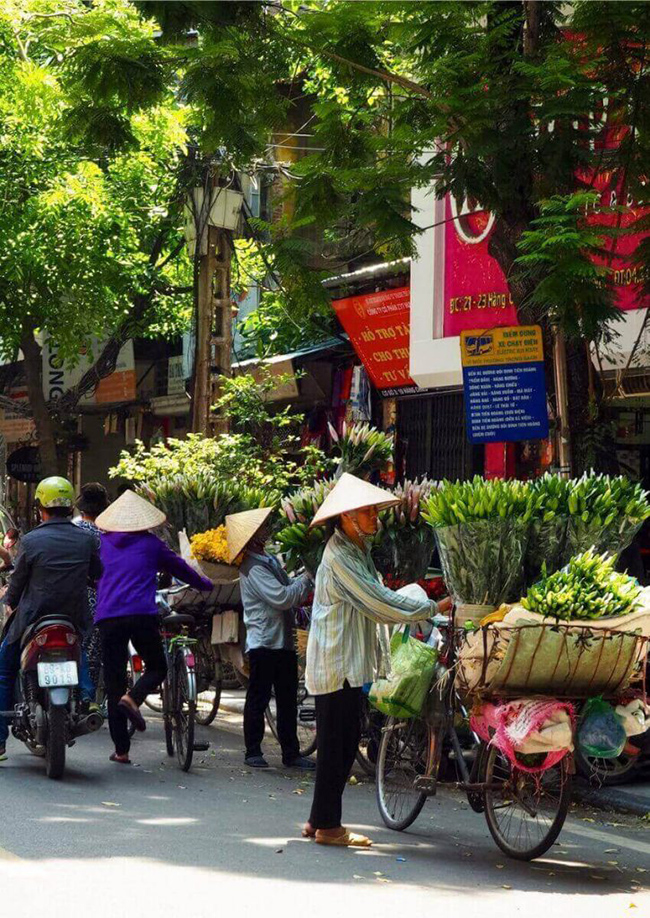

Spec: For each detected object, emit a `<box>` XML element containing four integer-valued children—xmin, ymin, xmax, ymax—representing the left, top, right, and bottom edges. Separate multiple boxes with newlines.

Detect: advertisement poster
<box><xmin>332</xmin><ymin>287</ymin><xmax>418</xmax><ymax>395</ymax></box>
<box><xmin>460</xmin><ymin>325</ymin><xmax>549</xmax><ymax>444</ymax></box>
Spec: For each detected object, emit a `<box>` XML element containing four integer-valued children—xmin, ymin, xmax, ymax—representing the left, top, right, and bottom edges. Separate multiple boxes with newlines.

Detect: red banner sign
<box><xmin>332</xmin><ymin>287</ymin><xmax>415</xmax><ymax>391</ymax></box>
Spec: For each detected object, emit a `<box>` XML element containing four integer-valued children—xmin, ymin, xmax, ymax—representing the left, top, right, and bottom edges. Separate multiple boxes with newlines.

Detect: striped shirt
<box><xmin>305</xmin><ymin>528</ymin><xmax>436</xmax><ymax>696</ymax></box>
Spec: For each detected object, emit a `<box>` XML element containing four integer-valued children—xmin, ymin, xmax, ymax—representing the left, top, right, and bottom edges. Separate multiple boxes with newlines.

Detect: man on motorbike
<box><xmin>0</xmin><ymin>477</ymin><xmax>101</xmax><ymax>761</ymax></box>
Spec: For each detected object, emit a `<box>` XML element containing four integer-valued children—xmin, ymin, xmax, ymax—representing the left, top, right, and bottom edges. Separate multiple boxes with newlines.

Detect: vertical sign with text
<box><xmin>460</xmin><ymin>325</ymin><xmax>549</xmax><ymax>444</ymax></box>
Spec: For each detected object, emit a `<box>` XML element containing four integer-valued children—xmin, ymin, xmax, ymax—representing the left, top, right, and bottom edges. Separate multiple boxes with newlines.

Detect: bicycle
<box><xmin>157</xmin><ymin>596</ymin><xmax>210</xmax><ymax>772</ymax></box>
<box><xmin>375</xmin><ymin>616</ymin><xmax>572</xmax><ymax>861</ymax></box>
<box><xmin>145</xmin><ymin>591</ymin><xmax>224</xmax><ymax>727</ymax></box>
<box><xmin>355</xmin><ymin>695</ymin><xmax>384</xmax><ymax>776</ymax></box>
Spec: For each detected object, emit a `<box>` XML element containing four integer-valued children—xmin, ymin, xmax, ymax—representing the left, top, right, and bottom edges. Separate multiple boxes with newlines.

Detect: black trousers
<box><xmin>244</xmin><ymin>648</ymin><xmax>300</xmax><ymax>762</ymax></box>
<box><xmin>99</xmin><ymin>615</ymin><xmax>167</xmax><ymax>756</ymax></box>
<box><xmin>309</xmin><ymin>683</ymin><xmax>362</xmax><ymax>830</ymax></box>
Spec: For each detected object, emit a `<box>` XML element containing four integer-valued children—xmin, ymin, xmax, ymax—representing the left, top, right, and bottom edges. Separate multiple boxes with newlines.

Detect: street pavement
<box><xmin>0</xmin><ymin>706</ymin><xmax>649</xmax><ymax>918</ymax></box>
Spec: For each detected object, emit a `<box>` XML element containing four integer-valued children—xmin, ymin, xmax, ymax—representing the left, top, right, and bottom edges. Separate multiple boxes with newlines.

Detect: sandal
<box><xmin>118</xmin><ymin>697</ymin><xmax>146</xmax><ymax>733</ymax></box>
<box><xmin>110</xmin><ymin>752</ymin><xmax>131</xmax><ymax>765</ymax></box>
<box><xmin>315</xmin><ymin>829</ymin><xmax>372</xmax><ymax>848</ymax></box>
<box><xmin>302</xmin><ymin>824</ymin><xmax>316</xmax><ymax>838</ymax></box>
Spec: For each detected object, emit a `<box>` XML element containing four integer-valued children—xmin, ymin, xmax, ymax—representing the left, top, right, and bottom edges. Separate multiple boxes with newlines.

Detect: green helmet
<box><xmin>35</xmin><ymin>476</ymin><xmax>75</xmax><ymax>509</ymax></box>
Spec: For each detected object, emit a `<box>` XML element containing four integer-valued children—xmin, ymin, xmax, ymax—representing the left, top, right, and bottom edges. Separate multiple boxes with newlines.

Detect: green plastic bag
<box><xmin>368</xmin><ymin>629</ymin><xmax>438</xmax><ymax>719</ymax></box>
<box><xmin>577</xmin><ymin>696</ymin><xmax>627</xmax><ymax>759</ymax></box>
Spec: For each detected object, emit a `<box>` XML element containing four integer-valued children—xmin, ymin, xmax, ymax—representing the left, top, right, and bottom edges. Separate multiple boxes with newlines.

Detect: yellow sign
<box><xmin>460</xmin><ymin>325</ymin><xmax>544</xmax><ymax>368</ymax></box>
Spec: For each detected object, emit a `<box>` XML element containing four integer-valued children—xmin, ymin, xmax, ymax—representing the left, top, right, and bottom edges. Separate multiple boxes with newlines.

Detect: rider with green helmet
<box><xmin>0</xmin><ymin>476</ymin><xmax>102</xmax><ymax>760</ymax></box>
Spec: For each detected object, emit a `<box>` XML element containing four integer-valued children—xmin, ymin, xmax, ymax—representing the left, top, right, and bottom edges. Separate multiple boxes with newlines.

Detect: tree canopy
<box><xmin>5</xmin><ymin>0</ymin><xmax>650</xmax><ymax>471</ymax></box>
<box><xmin>0</xmin><ymin>0</ymin><xmax>193</xmax><ymax>472</ymax></box>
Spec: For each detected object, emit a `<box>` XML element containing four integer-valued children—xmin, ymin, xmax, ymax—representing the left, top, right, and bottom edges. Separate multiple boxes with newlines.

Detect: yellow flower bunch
<box><xmin>190</xmin><ymin>526</ymin><xmax>234</xmax><ymax>565</ymax></box>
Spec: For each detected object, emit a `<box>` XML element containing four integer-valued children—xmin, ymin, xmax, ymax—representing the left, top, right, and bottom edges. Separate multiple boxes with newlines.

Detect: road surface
<box><xmin>0</xmin><ymin>710</ymin><xmax>648</xmax><ymax>918</ymax></box>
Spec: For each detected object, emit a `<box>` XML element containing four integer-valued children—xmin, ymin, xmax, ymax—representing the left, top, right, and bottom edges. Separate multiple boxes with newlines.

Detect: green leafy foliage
<box><xmin>0</xmin><ymin>0</ymin><xmax>192</xmax><ymax>367</ymax></box>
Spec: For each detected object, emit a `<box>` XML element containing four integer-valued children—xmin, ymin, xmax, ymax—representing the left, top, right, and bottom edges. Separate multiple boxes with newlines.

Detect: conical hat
<box><xmin>226</xmin><ymin>507</ymin><xmax>274</xmax><ymax>563</ymax></box>
<box><xmin>310</xmin><ymin>473</ymin><xmax>398</xmax><ymax>528</ymax></box>
<box><xmin>95</xmin><ymin>490</ymin><xmax>167</xmax><ymax>533</ymax></box>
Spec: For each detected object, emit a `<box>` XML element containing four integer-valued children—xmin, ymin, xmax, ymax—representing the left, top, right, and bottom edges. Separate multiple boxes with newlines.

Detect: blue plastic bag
<box><xmin>577</xmin><ymin>696</ymin><xmax>626</xmax><ymax>759</ymax></box>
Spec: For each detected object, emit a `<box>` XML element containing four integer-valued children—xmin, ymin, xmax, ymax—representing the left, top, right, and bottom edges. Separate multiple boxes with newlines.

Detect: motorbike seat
<box><xmin>162</xmin><ymin>612</ymin><xmax>195</xmax><ymax>629</ymax></box>
<box><xmin>20</xmin><ymin>615</ymin><xmax>77</xmax><ymax>650</ymax></box>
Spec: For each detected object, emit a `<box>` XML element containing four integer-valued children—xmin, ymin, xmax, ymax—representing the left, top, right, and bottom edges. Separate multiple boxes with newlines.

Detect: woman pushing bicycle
<box><xmin>94</xmin><ymin>490</ymin><xmax>212</xmax><ymax>764</ymax></box>
<box><xmin>303</xmin><ymin>473</ymin><xmax>451</xmax><ymax>848</ymax></box>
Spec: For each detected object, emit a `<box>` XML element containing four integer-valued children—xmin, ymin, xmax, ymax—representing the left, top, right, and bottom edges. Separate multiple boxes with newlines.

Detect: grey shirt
<box><xmin>4</xmin><ymin>519</ymin><xmax>102</xmax><ymax>645</ymax></box>
<box><xmin>239</xmin><ymin>551</ymin><xmax>311</xmax><ymax>652</ymax></box>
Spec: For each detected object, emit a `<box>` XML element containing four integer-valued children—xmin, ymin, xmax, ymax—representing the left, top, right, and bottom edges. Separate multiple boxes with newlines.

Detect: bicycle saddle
<box><xmin>162</xmin><ymin>612</ymin><xmax>195</xmax><ymax>628</ymax></box>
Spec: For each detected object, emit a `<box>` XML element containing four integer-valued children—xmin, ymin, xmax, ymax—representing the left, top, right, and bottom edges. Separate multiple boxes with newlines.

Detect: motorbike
<box><xmin>9</xmin><ymin>614</ymin><xmax>103</xmax><ymax>779</ymax></box>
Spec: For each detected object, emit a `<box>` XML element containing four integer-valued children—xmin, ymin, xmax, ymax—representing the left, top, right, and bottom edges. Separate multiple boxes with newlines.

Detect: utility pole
<box><xmin>210</xmin><ymin>227</ymin><xmax>233</xmax><ymax>436</ymax></box>
<box><xmin>189</xmin><ymin>181</ymin><xmax>239</xmax><ymax>436</ymax></box>
<box><xmin>191</xmin><ymin>223</ymin><xmax>218</xmax><ymax>435</ymax></box>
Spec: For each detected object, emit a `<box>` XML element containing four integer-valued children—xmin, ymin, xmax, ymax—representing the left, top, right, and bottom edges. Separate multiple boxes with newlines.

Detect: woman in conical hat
<box><xmin>94</xmin><ymin>490</ymin><xmax>213</xmax><ymax>764</ymax></box>
<box><xmin>226</xmin><ymin>507</ymin><xmax>314</xmax><ymax>771</ymax></box>
<box><xmin>303</xmin><ymin>473</ymin><xmax>451</xmax><ymax>847</ymax></box>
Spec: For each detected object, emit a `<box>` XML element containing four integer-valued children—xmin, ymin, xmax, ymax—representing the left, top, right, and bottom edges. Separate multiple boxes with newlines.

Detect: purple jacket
<box><xmin>95</xmin><ymin>531</ymin><xmax>213</xmax><ymax>622</ymax></box>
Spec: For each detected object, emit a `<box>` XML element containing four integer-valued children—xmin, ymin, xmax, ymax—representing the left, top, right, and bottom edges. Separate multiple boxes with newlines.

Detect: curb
<box><xmin>573</xmin><ymin>781</ymin><xmax>650</xmax><ymax>817</ymax></box>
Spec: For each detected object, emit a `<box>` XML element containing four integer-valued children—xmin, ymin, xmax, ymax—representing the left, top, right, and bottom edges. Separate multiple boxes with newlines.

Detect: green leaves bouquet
<box><xmin>139</xmin><ymin>476</ymin><xmax>277</xmax><ymax>549</ymax></box>
<box><xmin>422</xmin><ymin>477</ymin><xmax>532</xmax><ymax>606</ymax></box>
<box><xmin>522</xmin><ymin>550</ymin><xmax>642</xmax><ymax>621</ymax></box>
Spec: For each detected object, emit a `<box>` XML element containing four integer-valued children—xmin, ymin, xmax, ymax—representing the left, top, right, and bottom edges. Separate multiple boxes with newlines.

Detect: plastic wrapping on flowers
<box><xmin>435</xmin><ymin>518</ymin><xmax>529</xmax><ymax>606</ymax></box>
<box><xmin>372</xmin><ymin>477</ymin><xmax>437</xmax><ymax>584</ymax></box>
<box><xmin>423</xmin><ymin>473</ymin><xmax>650</xmax><ymax>608</ymax></box>
<box><xmin>138</xmin><ymin>476</ymin><xmax>277</xmax><ymax>549</ymax></box>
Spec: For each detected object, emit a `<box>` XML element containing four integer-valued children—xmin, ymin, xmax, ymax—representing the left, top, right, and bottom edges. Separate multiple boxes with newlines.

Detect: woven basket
<box><xmin>457</xmin><ymin>607</ymin><xmax>650</xmax><ymax>700</ymax></box>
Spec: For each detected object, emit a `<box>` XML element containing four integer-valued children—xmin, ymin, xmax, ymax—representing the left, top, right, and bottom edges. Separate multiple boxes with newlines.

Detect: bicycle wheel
<box><xmin>482</xmin><ymin>745</ymin><xmax>572</xmax><ymax>861</ymax></box>
<box><xmin>356</xmin><ymin>701</ymin><xmax>384</xmax><ymax>777</ymax></box>
<box><xmin>376</xmin><ymin>717</ymin><xmax>435</xmax><ymax>831</ymax></box>
<box><xmin>173</xmin><ymin>653</ymin><xmax>196</xmax><ymax>772</ymax></box>
<box><xmin>265</xmin><ymin>682</ymin><xmax>317</xmax><ymax>758</ymax></box>
<box><xmin>221</xmin><ymin>659</ymin><xmax>242</xmax><ymax>690</ymax></box>
<box><xmin>574</xmin><ymin>744</ymin><xmax>640</xmax><ymax>786</ymax></box>
<box><xmin>194</xmin><ymin>639</ymin><xmax>222</xmax><ymax>727</ymax></box>
<box><xmin>162</xmin><ymin>678</ymin><xmax>174</xmax><ymax>757</ymax></box>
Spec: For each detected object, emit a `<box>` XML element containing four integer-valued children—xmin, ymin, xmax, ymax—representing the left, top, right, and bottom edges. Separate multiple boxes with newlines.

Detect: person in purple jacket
<box><xmin>95</xmin><ymin>490</ymin><xmax>212</xmax><ymax>764</ymax></box>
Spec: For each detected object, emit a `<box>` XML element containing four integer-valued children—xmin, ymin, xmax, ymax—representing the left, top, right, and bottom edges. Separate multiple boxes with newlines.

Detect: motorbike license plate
<box><xmin>37</xmin><ymin>661</ymin><xmax>78</xmax><ymax>688</ymax></box>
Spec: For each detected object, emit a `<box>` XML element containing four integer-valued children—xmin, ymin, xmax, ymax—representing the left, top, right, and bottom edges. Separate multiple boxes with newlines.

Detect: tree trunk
<box><xmin>20</xmin><ymin>328</ymin><xmax>60</xmax><ymax>478</ymax></box>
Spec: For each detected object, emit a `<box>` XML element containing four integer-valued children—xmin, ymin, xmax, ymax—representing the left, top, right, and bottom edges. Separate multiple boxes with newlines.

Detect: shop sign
<box><xmin>0</xmin><ymin>386</ymin><xmax>36</xmax><ymax>443</ymax></box>
<box><xmin>444</xmin><ymin>196</ymin><xmax>519</xmax><ymax>337</ymax></box>
<box><xmin>167</xmin><ymin>355</ymin><xmax>186</xmax><ymax>396</ymax></box>
<box><xmin>7</xmin><ymin>445</ymin><xmax>41</xmax><ymax>483</ymax></box>
<box><xmin>332</xmin><ymin>287</ymin><xmax>417</xmax><ymax>393</ymax></box>
<box><xmin>42</xmin><ymin>339</ymin><xmax>136</xmax><ymax>405</ymax></box>
<box><xmin>460</xmin><ymin>325</ymin><xmax>549</xmax><ymax>444</ymax></box>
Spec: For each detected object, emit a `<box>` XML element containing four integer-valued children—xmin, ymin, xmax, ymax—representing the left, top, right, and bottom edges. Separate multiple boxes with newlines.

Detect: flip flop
<box><xmin>110</xmin><ymin>752</ymin><xmax>131</xmax><ymax>765</ymax></box>
<box><xmin>315</xmin><ymin>830</ymin><xmax>372</xmax><ymax>848</ymax></box>
<box><xmin>118</xmin><ymin>699</ymin><xmax>146</xmax><ymax>733</ymax></box>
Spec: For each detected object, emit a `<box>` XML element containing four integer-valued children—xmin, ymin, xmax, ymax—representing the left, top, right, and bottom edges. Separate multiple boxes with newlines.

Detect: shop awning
<box><xmin>232</xmin><ymin>337</ymin><xmax>352</xmax><ymax>402</ymax></box>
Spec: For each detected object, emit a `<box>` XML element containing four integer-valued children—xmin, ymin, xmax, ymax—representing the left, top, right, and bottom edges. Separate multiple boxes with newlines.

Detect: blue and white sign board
<box><xmin>460</xmin><ymin>326</ymin><xmax>549</xmax><ymax>444</ymax></box>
